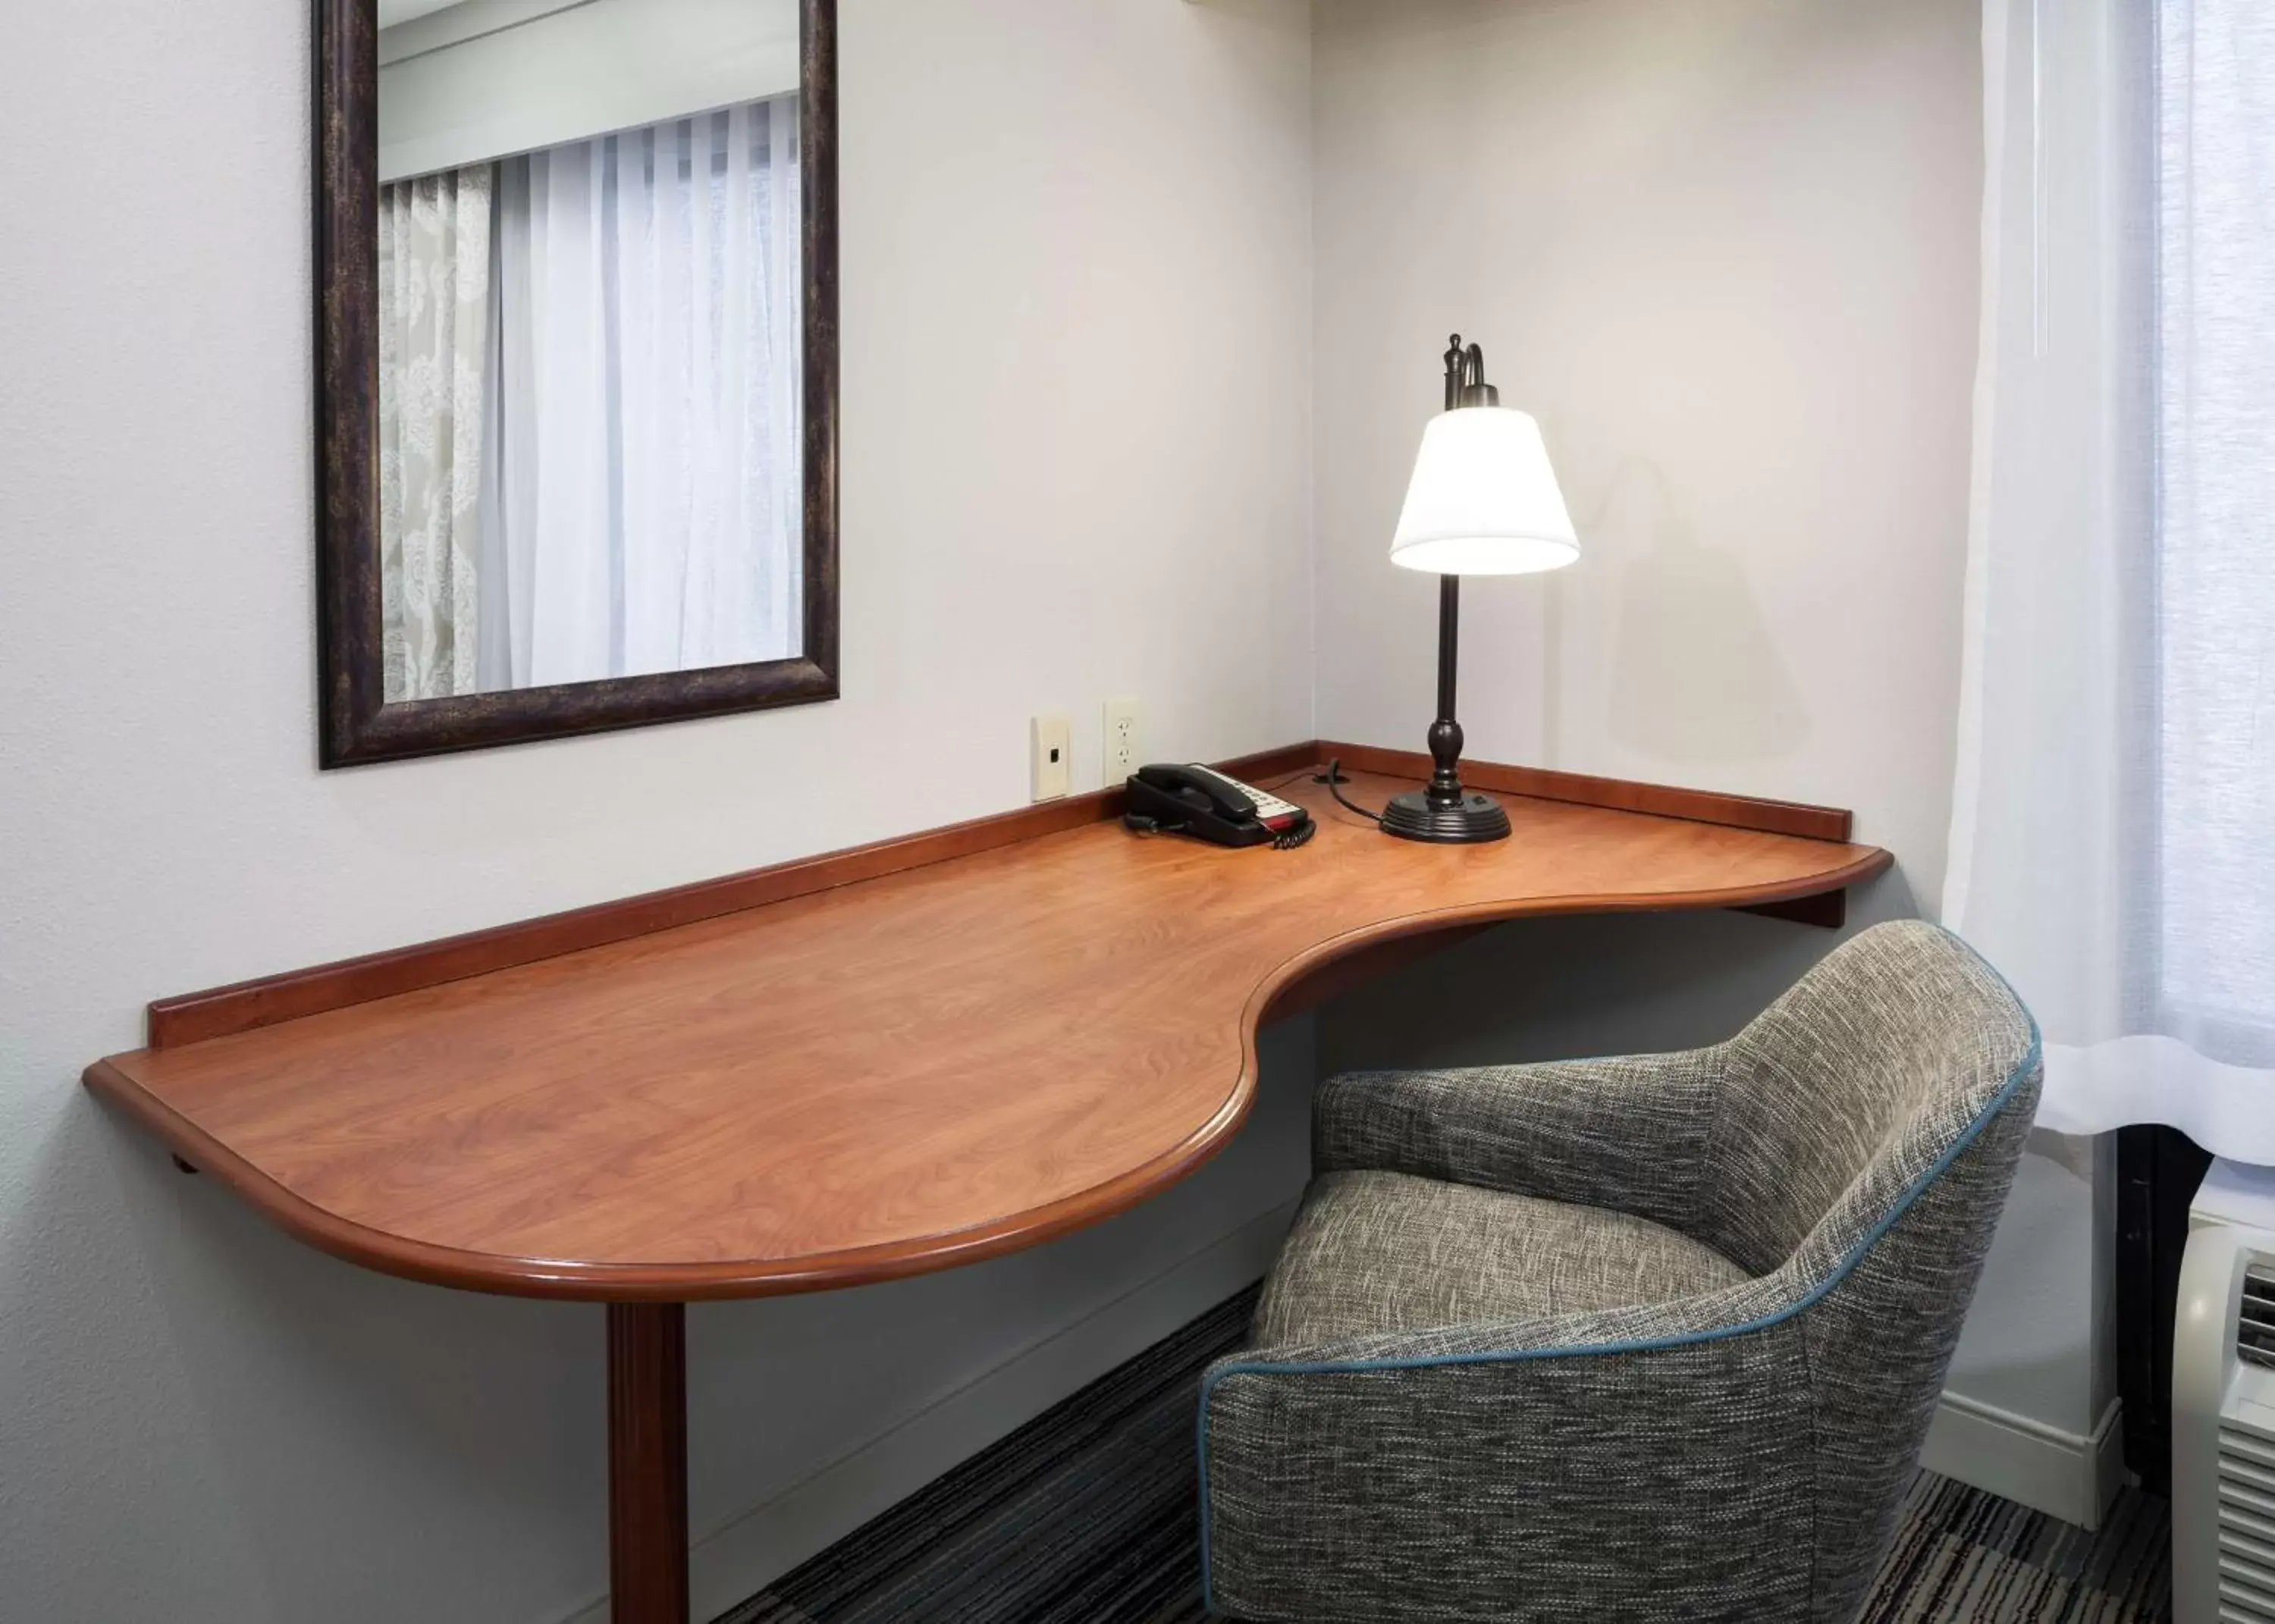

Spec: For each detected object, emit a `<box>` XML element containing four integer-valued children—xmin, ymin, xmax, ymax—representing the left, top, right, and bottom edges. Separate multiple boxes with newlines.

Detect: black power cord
<box><xmin>1316</xmin><ymin>757</ymin><xmax>1384</xmax><ymax>823</ymax></box>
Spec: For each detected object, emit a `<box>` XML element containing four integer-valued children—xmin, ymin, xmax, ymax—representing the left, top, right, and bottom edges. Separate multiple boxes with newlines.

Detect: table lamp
<box><xmin>1379</xmin><ymin>334</ymin><xmax>1580</xmax><ymax>842</ymax></box>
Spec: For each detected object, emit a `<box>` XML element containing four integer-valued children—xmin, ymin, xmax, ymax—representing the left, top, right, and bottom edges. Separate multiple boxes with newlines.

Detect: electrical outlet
<box><xmin>1031</xmin><ymin>713</ymin><xmax>1072</xmax><ymax>801</ymax></box>
<box><xmin>1103</xmin><ymin>699</ymin><xmax>1143</xmax><ymax>783</ymax></box>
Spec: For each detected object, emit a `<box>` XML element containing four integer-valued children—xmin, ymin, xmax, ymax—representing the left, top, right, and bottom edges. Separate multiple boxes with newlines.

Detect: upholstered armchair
<box><xmin>1200</xmin><ymin>920</ymin><xmax>2041</xmax><ymax>1624</ymax></box>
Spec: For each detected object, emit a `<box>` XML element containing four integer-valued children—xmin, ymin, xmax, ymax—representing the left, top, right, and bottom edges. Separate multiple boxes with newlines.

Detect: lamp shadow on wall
<box><xmin>1589</xmin><ymin>456</ymin><xmax>1811</xmax><ymax>764</ymax></box>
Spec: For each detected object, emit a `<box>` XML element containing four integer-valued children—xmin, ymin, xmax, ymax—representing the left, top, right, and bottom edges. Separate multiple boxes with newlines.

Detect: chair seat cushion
<box><xmin>1254</xmin><ymin>1169</ymin><xmax>1753</xmax><ymax>1347</ymax></box>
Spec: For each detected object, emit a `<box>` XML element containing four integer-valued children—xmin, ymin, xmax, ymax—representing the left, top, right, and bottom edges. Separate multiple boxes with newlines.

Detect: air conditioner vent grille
<box><xmin>2245</xmin><ymin>1268</ymin><xmax>2275</xmax><ymax>1370</ymax></box>
<box><xmin>2224</xmin><ymin>1425</ymin><xmax>2275</xmax><ymax>1621</ymax></box>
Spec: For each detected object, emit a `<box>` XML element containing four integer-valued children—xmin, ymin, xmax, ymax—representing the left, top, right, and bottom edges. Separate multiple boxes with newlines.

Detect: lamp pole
<box><xmin>1429</xmin><ymin>571</ymin><xmax>1464</xmax><ymax>808</ymax></box>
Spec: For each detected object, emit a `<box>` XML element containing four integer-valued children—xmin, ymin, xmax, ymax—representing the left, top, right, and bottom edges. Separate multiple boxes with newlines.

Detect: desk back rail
<box><xmin>143</xmin><ymin>741</ymin><xmax>1858</xmax><ymax>1052</ymax></box>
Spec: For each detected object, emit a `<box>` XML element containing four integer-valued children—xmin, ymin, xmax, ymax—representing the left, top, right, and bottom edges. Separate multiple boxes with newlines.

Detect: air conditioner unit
<box><xmin>2175</xmin><ymin>1159</ymin><xmax>2275</xmax><ymax>1624</ymax></box>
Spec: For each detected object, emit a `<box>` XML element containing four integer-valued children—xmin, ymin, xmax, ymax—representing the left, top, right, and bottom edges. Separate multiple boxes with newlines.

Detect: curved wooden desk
<box><xmin>84</xmin><ymin>744</ymin><xmax>1889</xmax><ymax>1623</ymax></box>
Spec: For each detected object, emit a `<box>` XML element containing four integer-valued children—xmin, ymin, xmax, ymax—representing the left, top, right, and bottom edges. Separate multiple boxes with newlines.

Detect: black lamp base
<box><xmin>1379</xmin><ymin>788</ymin><xmax>1511</xmax><ymax>844</ymax></box>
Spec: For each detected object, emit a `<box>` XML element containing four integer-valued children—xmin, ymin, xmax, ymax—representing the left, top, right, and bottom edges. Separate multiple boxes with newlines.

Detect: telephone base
<box><xmin>1379</xmin><ymin>789</ymin><xmax>1512</xmax><ymax>845</ymax></box>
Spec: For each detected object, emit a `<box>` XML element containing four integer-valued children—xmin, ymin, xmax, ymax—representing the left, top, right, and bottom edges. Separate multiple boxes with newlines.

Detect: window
<box><xmin>377</xmin><ymin>96</ymin><xmax>802</xmax><ymax>701</ymax></box>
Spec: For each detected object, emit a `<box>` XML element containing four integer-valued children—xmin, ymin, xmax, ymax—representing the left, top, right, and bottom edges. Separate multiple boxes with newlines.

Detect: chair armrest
<box><xmin>1313</xmin><ymin>1048</ymin><xmax>1727</xmax><ymax>1237</ymax></box>
<box><xmin>1200</xmin><ymin>1278</ymin><xmax>1816</xmax><ymax>1624</ymax></box>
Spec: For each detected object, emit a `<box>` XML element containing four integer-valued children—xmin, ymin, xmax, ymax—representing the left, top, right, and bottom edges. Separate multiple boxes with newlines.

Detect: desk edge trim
<box><xmin>89</xmin><ymin>849</ymin><xmax>1894</xmax><ymax>1303</ymax></box>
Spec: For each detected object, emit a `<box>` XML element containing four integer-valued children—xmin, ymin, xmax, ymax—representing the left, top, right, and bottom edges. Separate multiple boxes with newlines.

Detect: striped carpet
<box><xmin>721</xmin><ymin>1290</ymin><xmax>2170</xmax><ymax>1623</ymax></box>
<box><xmin>1862</xmin><ymin>1473</ymin><xmax>2170</xmax><ymax>1622</ymax></box>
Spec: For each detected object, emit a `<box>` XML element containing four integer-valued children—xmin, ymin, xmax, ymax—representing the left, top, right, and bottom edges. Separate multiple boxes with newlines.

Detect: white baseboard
<box><xmin>1921</xmin><ymin>1390</ymin><xmax>2124</xmax><ymax>1531</ymax></box>
<box><xmin>564</xmin><ymin>1200</ymin><xmax>1298</xmax><ymax>1624</ymax></box>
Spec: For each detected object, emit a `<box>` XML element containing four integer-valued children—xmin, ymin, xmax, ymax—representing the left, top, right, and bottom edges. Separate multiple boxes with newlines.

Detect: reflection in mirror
<box><xmin>373</xmin><ymin>0</ymin><xmax>803</xmax><ymax>701</ymax></box>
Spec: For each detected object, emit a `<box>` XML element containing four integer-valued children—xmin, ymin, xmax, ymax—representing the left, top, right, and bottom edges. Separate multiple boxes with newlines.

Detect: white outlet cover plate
<box><xmin>1103</xmin><ymin>699</ymin><xmax>1143</xmax><ymax>782</ymax></box>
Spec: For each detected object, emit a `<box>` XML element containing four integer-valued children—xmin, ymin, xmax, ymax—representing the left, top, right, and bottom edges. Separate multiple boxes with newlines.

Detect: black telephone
<box><xmin>1122</xmin><ymin>763</ymin><xmax>1315</xmax><ymax>849</ymax></box>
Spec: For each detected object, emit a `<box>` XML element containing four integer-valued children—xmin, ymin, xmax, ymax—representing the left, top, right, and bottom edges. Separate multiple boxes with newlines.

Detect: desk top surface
<box><xmin>86</xmin><ymin>763</ymin><xmax>1888</xmax><ymax>1302</ymax></box>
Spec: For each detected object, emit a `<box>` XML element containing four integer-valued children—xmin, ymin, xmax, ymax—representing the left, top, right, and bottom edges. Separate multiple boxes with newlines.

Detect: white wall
<box><xmin>1310</xmin><ymin>0</ymin><xmax>2116</xmax><ymax>1524</ymax></box>
<box><xmin>1314</xmin><ymin>0</ymin><xmax>1978</xmax><ymax>905</ymax></box>
<box><xmin>0</xmin><ymin>1</ymin><xmax>1313</xmax><ymax>1619</ymax></box>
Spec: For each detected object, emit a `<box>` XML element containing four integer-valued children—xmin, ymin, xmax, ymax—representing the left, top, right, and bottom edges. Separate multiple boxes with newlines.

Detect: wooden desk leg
<box><xmin>607</xmin><ymin>1303</ymin><xmax>689</xmax><ymax>1624</ymax></box>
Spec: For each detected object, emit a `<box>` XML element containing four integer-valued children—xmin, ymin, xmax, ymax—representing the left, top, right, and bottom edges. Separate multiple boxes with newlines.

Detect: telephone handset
<box><xmin>1122</xmin><ymin>763</ymin><xmax>1315</xmax><ymax>849</ymax></box>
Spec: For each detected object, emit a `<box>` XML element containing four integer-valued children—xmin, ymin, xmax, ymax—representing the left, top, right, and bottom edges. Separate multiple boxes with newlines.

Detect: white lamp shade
<box><xmin>1390</xmin><ymin>407</ymin><xmax>1580</xmax><ymax>576</ymax></box>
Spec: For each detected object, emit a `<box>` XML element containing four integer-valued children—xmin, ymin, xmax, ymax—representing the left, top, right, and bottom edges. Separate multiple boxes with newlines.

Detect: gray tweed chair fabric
<box><xmin>1200</xmin><ymin>920</ymin><xmax>2041</xmax><ymax>1624</ymax></box>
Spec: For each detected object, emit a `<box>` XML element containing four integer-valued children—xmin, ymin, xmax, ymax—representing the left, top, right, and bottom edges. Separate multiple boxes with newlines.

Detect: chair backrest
<box><xmin>1693</xmin><ymin>920</ymin><xmax>2040</xmax><ymax>1281</ymax></box>
<box><xmin>1696</xmin><ymin>920</ymin><xmax>2042</xmax><ymax>1622</ymax></box>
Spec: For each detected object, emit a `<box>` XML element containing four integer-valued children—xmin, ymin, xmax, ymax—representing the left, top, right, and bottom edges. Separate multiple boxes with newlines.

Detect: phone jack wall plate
<box><xmin>1031</xmin><ymin>713</ymin><xmax>1072</xmax><ymax>802</ymax></box>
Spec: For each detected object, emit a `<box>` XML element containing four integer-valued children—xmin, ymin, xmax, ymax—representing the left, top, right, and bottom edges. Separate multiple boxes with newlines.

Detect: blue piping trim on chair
<box><xmin>1194</xmin><ymin>1026</ymin><xmax>2042</xmax><ymax>1616</ymax></box>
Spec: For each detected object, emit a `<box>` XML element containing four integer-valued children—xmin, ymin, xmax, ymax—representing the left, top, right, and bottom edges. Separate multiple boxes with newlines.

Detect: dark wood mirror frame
<box><xmin>314</xmin><ymin>0</ymin><xmax>839</xmax><ymax>768</ymax></box>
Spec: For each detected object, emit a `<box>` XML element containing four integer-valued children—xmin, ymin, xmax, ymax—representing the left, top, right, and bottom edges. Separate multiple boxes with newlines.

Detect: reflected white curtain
<box><xmin>378</xmin><ymin>164</ymin><xmax>493</xmax><ymax>701</ymax></box>
<box><xmin>487</xmin><ymin>96</ymin><xmax>802</xmax><ymax>690</ymax></box>
<box><xmin>1945</xmin><ymin>0</ymin><xmax>2275</xmax><ymax>1162</ymax></box>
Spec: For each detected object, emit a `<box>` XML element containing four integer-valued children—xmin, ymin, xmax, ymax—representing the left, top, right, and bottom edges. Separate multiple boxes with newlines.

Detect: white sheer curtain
<box><xmin>2155</xmin><ymin>4</ymin><xmax>2275</xmax><ymax>1068</ymax></box>
<box><xmin>487</xmin><ymin>96</ymin><xmax>803</xmax><ymax>690</ymax></box>
<box><xmin>1945</xmin><ymin>0</ymin><xmax>2275</xmax><ymax>1162</ymax></box>
<box><xmin>378</xmin><ymin>165</ymin><xmax>493</xmax><ymax>701</ymax></box>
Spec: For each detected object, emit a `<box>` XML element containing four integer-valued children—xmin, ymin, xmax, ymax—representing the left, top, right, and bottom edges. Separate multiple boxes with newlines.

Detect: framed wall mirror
<box><xmin>315</xmin><ymin>0</ymin><xmax>837</xmax><ymax>767</ymax></box>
